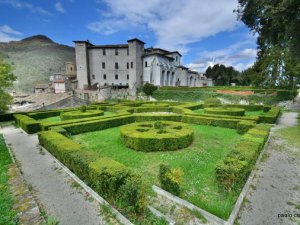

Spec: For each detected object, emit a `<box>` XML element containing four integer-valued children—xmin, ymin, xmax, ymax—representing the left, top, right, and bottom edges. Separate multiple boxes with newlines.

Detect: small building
<box><xmin>50</xmin><ymin>62</ymin><xmax>77</xmax><ymax>93</ymax></box>
<box><xmin>34</xmin><ymin>84</ymin><xmax>49</xmax><ymax>93</ymax></box>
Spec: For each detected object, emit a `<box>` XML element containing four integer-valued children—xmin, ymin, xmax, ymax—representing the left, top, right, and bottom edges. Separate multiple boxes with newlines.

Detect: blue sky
<box><xmin>0</xmin><ymin>0</ymin><xmax>257</xmax><ymax>72</ymax></box>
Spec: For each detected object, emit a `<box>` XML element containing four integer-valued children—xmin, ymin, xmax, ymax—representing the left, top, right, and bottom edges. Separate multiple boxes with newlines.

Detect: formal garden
<box><xmin>0</xmin><ymin>93</ymin><xmax>284</xmax><ymax>224</ymax></box>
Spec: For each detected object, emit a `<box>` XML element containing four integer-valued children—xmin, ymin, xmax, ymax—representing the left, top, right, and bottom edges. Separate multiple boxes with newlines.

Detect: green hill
<box><xmin>0</xmin><ymin>35</ymin><xmax>75</xmax><ymax>93</ymax></box>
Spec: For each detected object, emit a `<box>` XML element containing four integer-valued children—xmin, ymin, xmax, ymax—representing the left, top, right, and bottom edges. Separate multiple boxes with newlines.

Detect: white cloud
<box><xmin>88</xmin><ymin>0</ymin><xmax>240</xmax><ymax>51</ymax></box>
<box><xmin>55</xmin><ymin>2</ymin><xmax>66</xmax><ymax>14</ymax></box>
<box><xmin>0</xmin><ymin>25</ymin><xmax>22</xmax><ymax>42</ymax></box>
<box><xmin>186</xmin><ymin>41</ymin><xmax>257</xmax><ymax>72</ymax></box>
<box><xmin>0</xmin><ymin>0</ymin><xmax>51</xmax><ymax>16</ymax></box>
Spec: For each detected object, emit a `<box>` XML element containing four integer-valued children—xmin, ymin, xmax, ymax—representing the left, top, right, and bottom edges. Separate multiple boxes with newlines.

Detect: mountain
<box><xmin>0</xmin><ymin>35</ymin><xmax>75</xmax><ymax>93</ymax></box>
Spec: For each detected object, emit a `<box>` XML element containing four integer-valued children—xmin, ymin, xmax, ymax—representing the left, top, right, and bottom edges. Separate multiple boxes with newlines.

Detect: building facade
<box><xmin>74</xmin><ymin>38</ymin><xmax>212</xmax><ymax>95</ymax></box>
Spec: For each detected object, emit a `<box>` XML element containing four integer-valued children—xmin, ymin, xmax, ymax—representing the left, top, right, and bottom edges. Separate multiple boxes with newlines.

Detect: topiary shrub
<box><xmin>159</xmin><ymin>164</ymin><xmax>184</xmax><ymax>196</ymax></box>
<box><xmin>204</xmin><ymin>97</ymin><xmax>221</xmax><ymax>105</ymax></box>
<box><xmin>120</xmin><ymin>121</ymin><xmax>194</xmax><ymax>152</ymax></box>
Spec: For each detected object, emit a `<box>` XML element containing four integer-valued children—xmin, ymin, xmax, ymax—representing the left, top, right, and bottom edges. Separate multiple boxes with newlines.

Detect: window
<box><xmin>103</xmin><ymin>49</ymin><xmax>106</xmax><ymax>55</ymax></box>
<box><xmin>127</xmin><ymin>62</ymin><xmax>129</xmax><ymax>69</ymax></box>
<box><xmin>119</xmin><ymin>83</ymin><xmax>122</xmax><ymax>85</ymax></box>
<box><xmin>127</xmin><ymin>74</ymin><xmax>129</xmax><ymax>80</ymax></box>
<box><xmin>92</xmin><ymin>74</ymin><xmax>95</xmax><ymax>79</ymax></box>
<box><xmin>115</xmin><ymin>62</ymin><xmax>118</xmax><ymax>69</ymax></box>
<box><xmin>145</xmin><ymin>61</ymin><xmax>148</xmax><ymax>67</ymax></box>
<box><xmin>102</xmin><ymin>62</ymin><xmax>105</xmax><ymax>69</ymax></box>
<box><xmin>115</xmin><ymin>49</ymin><xmax>118</xmax><ymax>55</ymax></box>
<box><xmin>103</xmin><ymin>74</ymin><xmax>106</xmax><ymax>80</ymax></box>
<box><xmin>115</xmin><ymin>74</ymin><xmax>118</xmax><ymax>80</ymax></box>
<box><xmin>127</xmin><ymin>48</ymin><xmax>129</xmax><ymax>55</ymax></box>
<box><xmin>70</xmin><ymin>67</ymin><xmax>73</xmax><ymax>71</ymax></box>
<box><xmin>175</xmin><ymin>56</ymin><xmax>178</xmax><ymax>61</ymax></box>
<box><xmin>126</xmin><ymin>83</ymin><xmax>128</xmax><ymax>85</ymax></box>
<box><xmin>131</xmin><ymin>62</ymin><xmax>133</xmax><ymax>68</ymax></box>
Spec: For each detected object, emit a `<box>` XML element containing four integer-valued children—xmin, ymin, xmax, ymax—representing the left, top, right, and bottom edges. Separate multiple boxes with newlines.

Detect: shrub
<box><xmin>60</xmin><ymin>110</ymin><xmax>104</xmax><ymax>121</ymax></box>
<box><xmin>215</xmin><ymin>124</ymin><xmax>271</xmax><ymax>191</ymax></box>
<box><xmin>204</xmin><ymin>107</ymin><xmax>245</xmax><ymax>116</ymax></box>
<box><xmin>38</xmin><ymin>131</ymin><xmax>146</xmax><ymax>214</ymax></box>
<box><xmin>89</xmin><ymin>157</ymin><xmax>146</xmax><ymax>214</ymax></box>
<box><xmin>80</xmin><ymin>105</ymin><xmax>87</xmax><ymax>112</ymax></box>
<box><xmin>159</xmin><ymin>164</ymin><xmax>184</xmax><ymax>196</ymax></box>
<box><xmin>182</xmin><ymin>115</ymin><xmax>239</xmax><ymax>129</ymax></box>
<box><xmin>120</xmin><ymin>121</ymin><xmax>194</xmax><ymax>152</ymax></box>
<box><xmin>237</xmin><ymin>121</ymin><xmax>256</xmax><ymax>134</ymax></box>
<box><xmin>204</xmin><ymin>98</ymin><xmax>221</xmax><ymax>105</ymax></box>
<box><xmin>142</xmin><ymin>83</ymin><xmax>158</xmax><ymax>96</ymax></box>
<box><xmin>13</xmin><ymin>114</ymin><xmax>40</xmax><ymax>134</ymax></box>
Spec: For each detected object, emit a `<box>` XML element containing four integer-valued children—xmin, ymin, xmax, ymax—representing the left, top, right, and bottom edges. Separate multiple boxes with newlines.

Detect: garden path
<box><xmin>1</xmin><ymin>126</ymin><xmax>107</xmax><ymax>225</ymax></box>
<box><xmin>237</xmin><ymin>95</ymin><xmax>300</xmax><ymax>225</ymax></box>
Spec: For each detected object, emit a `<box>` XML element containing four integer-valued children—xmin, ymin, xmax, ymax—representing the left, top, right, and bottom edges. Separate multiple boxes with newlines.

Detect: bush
<box><xmin>120</xmin><ymin>121</ymin><xmax>194</xmax><ymax>152</ymax></box>
<box><xmin>89</xmin><ymin>157</ymin><xmax>146</xmax><ymax>214</ymax></box>
<box><xmin>61</xmin><ymin>115</ymin><xmax>135</xmax><ymax>135</ymax></box>
<box><xmin>259</xmin><ymin>107</ymin><xmax>280</xmax><ymax>123</ymax></box>
<box><xmin>215</xmin><ymin>124</ymin><xmax>271</xmax><ymax>191</ymax></box>
<box><xmin>204</xmin><ymin>107</ymin><xmax>245</xmax><ymax>116</ymax></box>
<box><xmin>159</xmin><ymin>164</ymin><xmax>184</xmax><ymax>196</ymax></box>
<box><xmin>80</xmin><ymin>105</ymin><xmax>87</xmax><ymax>112</ymax></box>
<box><xmin>60</xmin><ymin>110</ymin><xmax>104</xmax><ymax>121</ymax></box>
<box><xmin>13</xmin><ymin>114</ymin><xmax>40</xmax><ymax>134</ymax></box>
<box><xmin>142</xmin><ymin>83</ymin><xmax>158</xmax><ymax>96</ymax></box>
<box><xmin>237</xmin><ymin>121</ymin><xmax>256</xmax><ymax>134</ymax></box>
<box><xmin>182</xmin><ymin>115</ymin><xmax>239</xmax><ymax>129</ymax></box>
<box><xmin>204</xmin><ymin>98</ymin><xmax>221</xmax><ymax>105</ymax></box>
<box><xmin>38</xmin><ymin>131</ymin><xmax>146</xmax><ymax>214</ymax></box>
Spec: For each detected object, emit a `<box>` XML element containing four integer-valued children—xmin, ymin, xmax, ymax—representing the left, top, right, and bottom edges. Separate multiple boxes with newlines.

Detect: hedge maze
<box><xmin>1</xmin><ymin>100</ymin><xmax>280</xmax><ymax>222</ymax></box>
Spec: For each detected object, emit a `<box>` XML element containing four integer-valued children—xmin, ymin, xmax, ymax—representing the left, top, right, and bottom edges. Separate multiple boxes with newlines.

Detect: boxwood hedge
<box><xmin>120</xmin><ymin>121</ymin><xmax>194</xmax><ymax>152</ymax></box>
<box><xmin>38</xmin><ymin>131</ymin><xmax>146</xmax><ymax>214</ymax></box>
<box><xmin>60</xmin><ymin>110</ymin><xmax>104</xmax><ymax>121</ymax></box>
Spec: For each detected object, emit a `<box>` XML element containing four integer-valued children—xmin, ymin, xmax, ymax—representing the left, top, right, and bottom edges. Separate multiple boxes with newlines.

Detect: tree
<box><xmin>205</xmin><ymin>64</ymin><xmax>240</xmax><ymax>86</ymax></box>
<box><xmin>236</xmin><ymin>0</ymin><xmax>300</xmax><ymax>87</ymax></box>
<box><xmin>0</xmin><ymin>56</ymin><xmax>16</xmax><ymax>112</ymax></box>
<box><xmin>142</xmin><ymin>83</ymin><xmax>157</xmax><ymax>96</ymax></box>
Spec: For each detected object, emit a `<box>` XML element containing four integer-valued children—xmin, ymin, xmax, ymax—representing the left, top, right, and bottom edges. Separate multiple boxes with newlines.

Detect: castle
<box><xmin>73</xmin><ymin>38</ymin><xmax>212</xmax><ymax>100</ymax></box>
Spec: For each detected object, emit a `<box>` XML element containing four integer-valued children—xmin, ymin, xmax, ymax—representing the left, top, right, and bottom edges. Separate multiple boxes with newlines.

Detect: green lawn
<box><xmin>72</xmin><ymin>124</ymin><xmax>242</xmax><ymax>219</ymax></box>
<box><xmin>0</xmin><ymin>134</ymin><xmax>16</xmax><ymax>224</ymax></box>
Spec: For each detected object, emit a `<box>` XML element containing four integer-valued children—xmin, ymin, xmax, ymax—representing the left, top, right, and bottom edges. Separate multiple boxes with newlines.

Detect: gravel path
<box><xmin>1</xmin><ymin>126</ymin><xmax>106</xmax><ymax>225</ymax></box>
<box><xmin>237</xmin><ymin>102</ymin><xmax>300</xmax><ymax>224</ymax></box>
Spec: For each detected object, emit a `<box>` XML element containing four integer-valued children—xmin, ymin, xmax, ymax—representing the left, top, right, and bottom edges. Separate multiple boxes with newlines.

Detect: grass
<box><xmin>72</xmin><ymin>124</ymin><xmax>242</xmax><ymax>219</ymax></box>
<box><xmin>0</xmin><ymin>134</ymin><xmax>16</xmax><ymax>225</ymax></box>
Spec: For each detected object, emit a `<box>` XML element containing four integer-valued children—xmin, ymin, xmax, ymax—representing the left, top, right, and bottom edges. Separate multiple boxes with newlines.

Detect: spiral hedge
<box><xmin>204</xmin><ymin>107</ymin><xmax>245</xmax><ymax>116</ymax></box>
<box><xmin>60</xmin><ymin>110</ymin><xmax>104</xmax><ymax>121</ymax></box>
<box><xmin>120</xmin><ymin>121</ymin><xmax>194</xmax><ymax>152</ymax></box>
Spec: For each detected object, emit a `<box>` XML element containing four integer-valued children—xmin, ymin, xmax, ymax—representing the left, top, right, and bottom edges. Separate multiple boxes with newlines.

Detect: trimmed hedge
<box><xmin>259</xmin><ymin>107</ymin><xmax>280</xmax><ymax>123</ymax></box>
<box><xmin>13</xmin><ymin>114</ymin><xmax>40</xmax><ymax>134</ymax></box>
<box><xmin>182</xmin><ymin>115</ymin><xmax>239</xmax><ymax>129</ymax></box>
<box><xmin>237</xmin><ymin>121</ymin><xmax>256</xmax><ymax>134</ymax></box>
<box><xmin>89</xmin><ymin>158</ymin><xmax>146</xmax><ymax>213</ymax></box>
<box><xmin>159</xmin><ymin>164</ymin><xmax>183</xmax><ymax>196</ymax></box>
<box><xmin>61</xmin><ymin>115</ymin><xmax>135</xmax><ymax>135</ymax></box>
<box><xmin>120</xmin><ymin>121</ymin><xmax>194</xmax><ymax>152</ymax></box>
<box><xmin>60</xmin><ymin>110</ymin><xmax>104</xmax><ymax>121</ymax></box>
<box><xmin>133</xmin><ymin>107</ymin><xmax>172</xmax><ymax>113</ymax></box>
<box><xmin>38</xmin><ymin>131</ymin><xmax>146</xmax><ymax>214</ymax></box>
<box><xmin>141</xmin><ymin>103</ymin><xmax>169</xmax><ymax>107</ymax></box>
<box><xmin>135</xmin><ymin>114</ymin><xmax>182</xmax><ymax>122</ymax></box>
<box><xmin>215</xmin><ymin>124</ymin><xmax>271</xmax><ymax>191</ymax></box>
<box><xmin>204</xmin><ymin>107</ymin><xmax>245</xmax><ymax>116</ymax></box>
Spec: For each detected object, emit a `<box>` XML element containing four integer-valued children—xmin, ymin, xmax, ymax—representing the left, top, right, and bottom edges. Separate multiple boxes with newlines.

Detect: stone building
<box><xmin>50</xmin><ymin>62</ymin><xmax>78</xmax><ymax>93</ymax></box>
<box><xmin>73</xmin><ymin>38</ymin><xmax>212</xmax><ymax>101</ymax></box>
